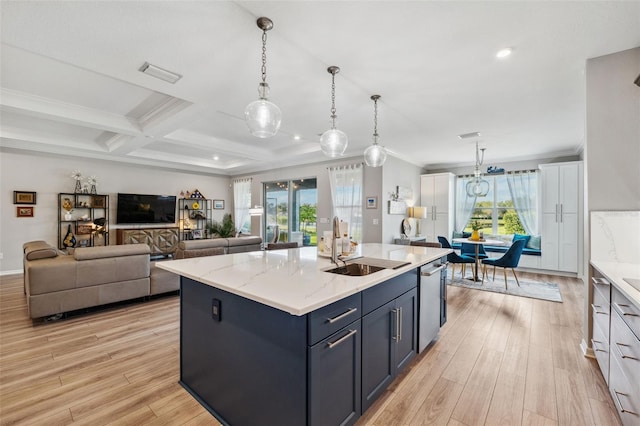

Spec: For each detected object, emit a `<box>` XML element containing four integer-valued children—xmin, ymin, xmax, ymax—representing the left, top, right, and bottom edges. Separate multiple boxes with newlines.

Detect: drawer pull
<box><xmin>591</xmin><ymin>339</ymin><xmax>607</xmax><ymax>353</ymax></box>
<box><xmin>398</xmin><ymin>307</ymin><xmax>403</xmax><ymax>342</ymax></box>
<box><xmin>327</xmin><ymin>329</ymin><xmax>357</xmax><ymax>349</ymax></box>
<box><xmin>592</xmin><ymin>277</ymin><xmax>610</xmax><ymax>286</ymax></box>
<box><xmin>591</xmin><ymin>304</ymin><xmax>608</xmax><ymax>315</ymax></box>
<box><xmin>613</xmin><ymin>390</ymin><xmax>638</xmax><ymax>415</ymax></box>
<box><xmin>326</xmin><ymin>307</ymin><xmax>358</xmax><ymax>324</ymax></box>
<box><xmin>614</xmin><ymin>303</ymin><xmax>640</xmax><ymax>317</ymax></box>
<box><xmin>614</xmin><ymin>342</ymin><xmax>639</xmax><ymax>360</ymax></box>
<box><xmin>392</xmin><ymin>308</ymin><xmax>399</xmax><ymax>341</ymax></box>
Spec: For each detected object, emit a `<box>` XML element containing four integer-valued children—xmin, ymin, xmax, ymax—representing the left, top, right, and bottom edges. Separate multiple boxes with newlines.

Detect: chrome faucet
<box><xmin>331</xmin><ymin>216</ymin><xmax>341</xmax><ymax>265</ymax></box>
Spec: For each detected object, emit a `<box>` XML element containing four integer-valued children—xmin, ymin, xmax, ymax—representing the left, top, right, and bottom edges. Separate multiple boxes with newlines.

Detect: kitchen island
<box><xmin>157</xmin><ymin>243</ymin><xmax>451</xmax><ymax>426</ymax></box>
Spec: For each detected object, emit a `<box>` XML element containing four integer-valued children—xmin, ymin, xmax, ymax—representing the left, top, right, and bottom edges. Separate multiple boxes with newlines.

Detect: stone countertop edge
<box><xmin>590</xmin><ymin>260</ymin><xmax>640</xmax><ymax>309</ymax></box>
<box><xmin>156</xmin><ymin>244</ymin><xmax>452</xmax><ymax>316</ymax></box>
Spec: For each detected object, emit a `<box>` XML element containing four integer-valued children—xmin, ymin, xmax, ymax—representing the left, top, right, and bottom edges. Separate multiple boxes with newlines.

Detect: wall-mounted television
<box><xmin>116</xmin><ymin>193</ymin><xmax>176</xmax><ymax>224</ymax></box>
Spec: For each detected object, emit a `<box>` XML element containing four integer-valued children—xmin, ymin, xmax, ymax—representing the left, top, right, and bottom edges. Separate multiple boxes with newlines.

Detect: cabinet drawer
<box><xmin>592</xmin><ymin>285</ymin><xmax>610</xmax><ymax>341</ymax></box>
<box><xmin>609</xmin><ymin>348</ymin><xmax>640</xmax><ymax>426</ymax></box>
<box><xmin>592</xmin><ymin>319</ymin><xmax>610</xmax><ymax>385</ymax></box>
<box><xmin>362</xmin><ymin>269</ymin><xmax>417</xmax><ymax>315</ymax></box>
<box><xmin>308</xmin><ymin>293</ymin><xmax>361</xmax><ymax>346</ymax></box>
<box><xmin>612</xmin><ymin>288</ymin><xmax>640</xmax><ymax>340</ymax></box>
<box><xmin>611</xmin><ymin>309</ymin><xmax>640</xmax><ymax>394</ymax></box>
<box><xmin>592</xmin><ymin>275</ymin><xmax>611</xmax><ymax>303</ymax></box>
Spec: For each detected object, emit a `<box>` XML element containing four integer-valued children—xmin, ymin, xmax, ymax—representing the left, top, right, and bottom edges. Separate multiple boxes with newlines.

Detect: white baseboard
<box><xmin>580</xmin><ymin>339</ymin><xmax>595</xmax><ymax>358</ymax></box>
<box><xmin>0</xmin><ymin>269</ymin><xmax>22</xmax><ymax>276</ymax></box>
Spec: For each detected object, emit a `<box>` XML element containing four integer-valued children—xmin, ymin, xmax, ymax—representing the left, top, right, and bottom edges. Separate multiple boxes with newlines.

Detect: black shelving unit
<box><xmin>178</xmin><ymin>198</ymin><xmax>213</xmax><ymax>241</ymax></box>
<box><xmin>58</xmin><ymin>193</ymin><xmax>109</xmax><ymax>249</ymax></box>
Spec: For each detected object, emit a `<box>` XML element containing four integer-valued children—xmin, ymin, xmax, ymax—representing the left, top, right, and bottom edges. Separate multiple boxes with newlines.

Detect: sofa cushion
<box><xmin>74</xmin><ymin>244</ymin><xmax>150</xmax><ymax>260</ymax></box>
<box><xmin>182</xmin><ymin>247</ymin><xmax>225</xmax><ymax>258</ymax></box>
<box><xmin>179</xmin><ymin>239</ymin><xmax>228</xmax><ymax>250</ymax></box>
<box><xmin>226</xmin><ymin>236</ymin><xmax>262</xmax><ymax>247</ymax></box>
<box><xmin>512</xmin><ymin>233</ymin><xmax>531</xmax><ymax>247</ymax></box>
<box><xmin>25</xmin><ymin>243</ymin><xmax>59</xmax><ymax>260</ymax></box>
<box><xmin>526</xmin><ymin>235</ymin><xmax>541</xmax><ymax>250</ymax></box>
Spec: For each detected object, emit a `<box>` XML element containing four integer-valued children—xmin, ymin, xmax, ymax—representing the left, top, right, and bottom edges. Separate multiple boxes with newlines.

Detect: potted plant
<box><xmin>207</xmin><ymin>213</ymin><xmax>236</xmax><ymax>238</ymax></box>
<box><xmin>470</xmin><ymin>220</ymin><xmax>482</xmax><ymax>241</ymax></box>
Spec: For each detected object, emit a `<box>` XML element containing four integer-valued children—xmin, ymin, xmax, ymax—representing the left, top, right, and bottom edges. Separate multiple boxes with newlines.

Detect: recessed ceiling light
<box><xmin>213</xmin><ymin>155</ymin><xmax>219</xmax><ymax>160</ymax></box>
<box><xmin>293</xmin><ymin>135</ymin><xmax>301</xmax><ymax>141</ymax></box>
<box><xmin>496</xmin><ymin>48</ymin><xmax>512</xmax><ymax>59</ymax></box>
<box><xmin>139</xmin><ymin>62</ymin><xmax>182</xmax><ymax>84</ymax></box>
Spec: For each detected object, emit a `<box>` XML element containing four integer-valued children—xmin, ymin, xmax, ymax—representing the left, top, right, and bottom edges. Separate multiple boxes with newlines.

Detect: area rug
<box><xmin>448</xmin><ymin>273</ymin><xmax>563</xmax><ymax>303</ymax></box>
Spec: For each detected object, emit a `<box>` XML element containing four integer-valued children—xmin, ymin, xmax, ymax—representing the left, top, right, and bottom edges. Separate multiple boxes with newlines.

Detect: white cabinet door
<box><xmin>540</xmin><ymin>166</ymin><xmax>559</xmax><ymax>215</ymax></box>
<box><xmin>541</xmin><ymin>212</ymin><xmax>560</xmax><ymax>270</ymax></box>
<box><xmin>559</xmin><ymin>212</ymin><xmax>578</xmax><ymax>272</ymax></box>
<box><xmin>432</xmin><ymin>174</ymin><xmax>451</xmax><ymax>214</ymax></box>
<box><xmin>559</xmin><ymin>164</ymin><xmax>579</xmax><ymax>215</ymax></box>
<box><xmin>420</xmin><ymin>173</ymin><xmax>455</xmax><ymax>242</ymax></box>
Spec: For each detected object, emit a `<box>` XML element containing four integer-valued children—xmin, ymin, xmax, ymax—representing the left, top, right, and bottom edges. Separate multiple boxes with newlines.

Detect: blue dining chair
<box><xmin>481</xmin><ymin>239</ymin><xmax>526</xmax><ymax>288</ymax></box>
<box><xmin>437</xmin><ymin>236</ymin><xmax>476</xmax><ymax>283</ymax></box>
<box><xmin>461</xmin><ymin>242</ymin><xmax>488</xmax><ymax>259</ymax></box>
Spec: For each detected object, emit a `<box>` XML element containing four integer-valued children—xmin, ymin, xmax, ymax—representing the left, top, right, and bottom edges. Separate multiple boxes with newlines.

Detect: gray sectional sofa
<box><xmin>23</xmin><ymin>241</ymin><xmax>179</xmax><ymax>319</ymax></box>
<box><xmin>173</xmin><ymin>236</ymin><xmax>262</xmax><ymax>259</ymax></box>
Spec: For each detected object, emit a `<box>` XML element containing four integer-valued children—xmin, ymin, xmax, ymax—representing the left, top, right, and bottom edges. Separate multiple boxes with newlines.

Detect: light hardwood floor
<box><xmin>0</xmin><ymin>271</ymin><xmax>621</xmax><ymax>425</ymax></box>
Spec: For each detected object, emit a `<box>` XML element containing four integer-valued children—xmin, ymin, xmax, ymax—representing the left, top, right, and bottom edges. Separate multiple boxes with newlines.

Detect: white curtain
<box><xmin>506</xmin><ymin>170</ymin><xmax>539</xmax><ymax>235</ymax></box>
<box><xmin>455</xmin><ymin>176</ymin><xmax>477</xmax><ymax>232</ymax></box>
<box><xmin>233</xmin><ymin>178</ymin><xmax>252</xmax><ymax>234</ymax></box>
<box><xmin>328</xmin><ymin>164</ymin><xmax>363</xmax><ymax>242</ymax></box>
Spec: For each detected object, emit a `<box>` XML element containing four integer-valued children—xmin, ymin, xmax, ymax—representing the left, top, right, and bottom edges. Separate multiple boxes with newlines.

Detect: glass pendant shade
<box><xmin>364</xmin><ymin>138</ymin><xmax>387</xmax><ymax>167</ymax></box>
<box><xmin>245</xmin><ymin>83</ymin><xmax>282</xmax><ymax>138</ymax></box>
<box><xmin>320</xmin><ymin>128</ymin><xmax>348</xmax><ymax>157</ymax></box>
<box><xmin>466</xmin><ymin>171</ymin><xmax>490</xmax><ymax>197</ymax></box>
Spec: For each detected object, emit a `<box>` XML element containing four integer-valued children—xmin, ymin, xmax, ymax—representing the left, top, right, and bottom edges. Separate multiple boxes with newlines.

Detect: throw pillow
<box><xmin>526</xmin><ymin>235</ymin><xmax>541</xmax><ymax>250</ymax></box>
<box><xmin>452</xmin><ymin>231</ymin><xmax>463</xmax><ymax>239</ymax></box>
<box><xmin>512</xmin><ymin>233</ymin><xmax>531</xmax><ymax>247</ymax></box>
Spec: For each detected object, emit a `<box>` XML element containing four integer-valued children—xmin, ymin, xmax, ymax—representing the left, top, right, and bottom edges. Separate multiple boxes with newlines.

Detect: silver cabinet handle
<box><xmin>613</xmin><ymin>390</ymin><xmax>638</xmax><ymax>415</ymax></box>
<box><xmin>591</xmin><ymin>304</ymin><xmax>608</xmax><ymax>315</ymax></box>
<box><xmin>326</xmin><ymin>307</ymin><xmax>358</xmax><ymax>324</ymax></box>
<box><xmin>614</xmin><ymin>303</ymin><xmax>640</xmax><ymax>317</ymax></box>
<box><xmin>614</xmin><ymin>342</ymin><xmax>639</xmax><ymax>360</ymax></box>
<box><xmin>555</xmin><ymin>204</ymin><xmax>559</xmax><ymax>223</ymax></box>
<box><xmin>391</xmin><ymin>308</ymin><xmax>399</xmax><ymax>341</ymax></box>
<box><xmin>326</xmin><ymin>329</ymin><xmax>357</xmax><ymax>349</ymax></box>
<box><xmin>559</xmin><ymin>204</ymin><xmax>563</xmax><ymax>222</ymax></box>
<box><xmin>398</xmin><ymin>307</ymin><xmax>403</xmax><ymax>342</ymax></box>
<box><xmin>592</xmin><ymin>277</ymin><xmax>610</xmax><ymax>286</ymax></box>
<box><xmin>591</xmin><ymin>339</ymin><xmax>607</xmax><ymax>352</ymax></box>
<box><xmin>421</xmin><ymin>264</ymin><xmax>447</xmax><ymax>276</ymax></box>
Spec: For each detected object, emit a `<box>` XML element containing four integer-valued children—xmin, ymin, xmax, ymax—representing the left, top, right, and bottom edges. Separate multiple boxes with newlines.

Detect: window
<box><xmin>458</xmin><ymin>171</ymin><xmax>538</xmax><ymax>236</ymax></box>
<box><xmin>233</xmin><ymin>178</ymin><xmax>252</xmax><ymax>234</ymax></box>
<box><xmin>328</xmin><ymin>164</ymin><xmax>363</xmax><ymax>242</ymax></box>
<box><xmin>263</xmin><ymin>178</ymin><xmax>317</xmax><ymax>246</ymax></box>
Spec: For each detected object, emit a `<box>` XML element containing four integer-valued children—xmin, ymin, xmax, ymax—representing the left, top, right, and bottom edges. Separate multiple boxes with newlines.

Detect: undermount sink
<box><xmin>324</xmin><ymin>263</ymin><xmax>386</xmax><ymax>276</ymax></box>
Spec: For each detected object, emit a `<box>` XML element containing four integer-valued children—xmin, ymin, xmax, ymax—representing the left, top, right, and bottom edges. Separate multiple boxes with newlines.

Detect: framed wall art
<box><xmin>13</xmin><ymin>191</ymin><xmax>36</xmax><ymax>205</ymax></box>
<box><xmin>17</xmin><ymin>206</ymin><xmax>34</xmax><ymax>217</ymax></box>
<box><xmin>191</xmin><ymin>229</ymin><xmax>203</xmax><ymax>239</ymax></box>
<box><xmin>213</xmin><ymin>200</ymin><xmax>225</xmax><ymax>210</ymax></box>
<box><xmin>91</xmin><ymin>195</ymin><xmax>107</xmax><ymax>208</ymax></box>
<box><xmin>366</xmin><ymin>196</ymin><xmax>377</xmax><ymax>209</ymax></box>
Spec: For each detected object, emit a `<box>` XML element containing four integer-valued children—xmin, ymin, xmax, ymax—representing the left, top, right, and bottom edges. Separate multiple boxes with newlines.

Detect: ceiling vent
<box><xmin>457</xmin><ymin>132</ymin><xmax>481</xmax><ymax>140</ymax></box>
<box><xmin>139</xmin><ymin>62</ymin><xmax>182</xmax><ymax>84</ymax></box>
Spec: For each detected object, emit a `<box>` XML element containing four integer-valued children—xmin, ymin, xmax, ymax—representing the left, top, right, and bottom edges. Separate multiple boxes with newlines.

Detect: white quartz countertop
<box><xmin>156</xmin><ymin>243</ymin><xmax>451</xmax><ymax>316</ymax></box>
<box><xmin>590</xmin><ymin>260</ymin><xmax>640</xmax><ymax>309</ymax></box>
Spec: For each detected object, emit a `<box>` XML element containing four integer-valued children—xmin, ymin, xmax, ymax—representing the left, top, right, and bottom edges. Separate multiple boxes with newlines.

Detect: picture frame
<box><xmin>17</xmin><ymin>206</ymin><xmax>34</xmax><ymax>217</ymax></box>
<box><xmin>366</xmin><ymin>196</ymin><xmax>377</xmax><ymax>209</ymax></box>
<box><xmin>13</xmin><ymin>191</ymin><xmax>36</xmax><ymax>205</ymax></box>
<box><xmin>91</xmin><ymin>195</ymin><xmax>106</xmax><ymax>208</ymax></box>
<box><xmin>213</xmin><ymin>199</ymin><xmax>225</xmax><ymax>210</ymax></box>
<box><xmin>191</xmin><ymin>229</ymin><xmax>203</xmax><ymax>239</ymax></box>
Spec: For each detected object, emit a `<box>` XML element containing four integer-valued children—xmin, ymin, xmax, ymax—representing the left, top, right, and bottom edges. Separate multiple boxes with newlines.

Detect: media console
<box><xmin>116</xmin><ymin>227</ymin><xmax>179</xmax><ymax>256</ymax></box>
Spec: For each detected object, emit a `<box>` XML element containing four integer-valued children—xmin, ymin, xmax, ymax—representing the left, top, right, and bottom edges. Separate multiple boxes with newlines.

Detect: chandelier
<box><xmin>466</xmin><ymin>140</ymin><xmax>489</xmax><ymax>197</ymax></box>
<box><xmin>364</xmin><ymin>95</ymin><xmax>387</xmax><ymax>167</ymax></box>
<box><xmin>244</xmin><ymin>17</ymin><xmax>282</xmax><ymax>138</ymax></box>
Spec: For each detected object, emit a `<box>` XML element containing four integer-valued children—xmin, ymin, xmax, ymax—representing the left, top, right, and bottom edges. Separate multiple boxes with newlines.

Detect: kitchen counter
<box><xmin>156</xmin><ymin>243</ymin><xmax>451</xmax><ymax>315</ymax></box>
<box><xmin>590</xmin><ymin>260</ymin><xmax>640</xmax><ymax>309</ymax></box>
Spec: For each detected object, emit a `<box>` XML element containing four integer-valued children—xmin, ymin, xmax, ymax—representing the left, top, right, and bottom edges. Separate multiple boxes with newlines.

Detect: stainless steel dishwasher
<box><xmin>418</xmin><ymin>259</ymin><xmax>447</xmax><ymax>352</ymax></box>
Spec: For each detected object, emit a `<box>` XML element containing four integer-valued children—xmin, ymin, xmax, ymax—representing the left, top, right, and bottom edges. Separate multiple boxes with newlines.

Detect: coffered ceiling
<box><xmin>1</xmin><ymin>1</ymin><xmax>639</xmax><ymax>175</ymax></box>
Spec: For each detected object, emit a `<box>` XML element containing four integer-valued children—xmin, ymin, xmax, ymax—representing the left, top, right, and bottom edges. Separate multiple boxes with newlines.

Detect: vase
<box><xmin>63</xmin><ymin>224</ymin><xmax>76</xmax><ymax>248</ymax></box>
<box><xmin>470</xmin><ymin>230</ymin><xmax>480</xmax><ymax>241</ymax></box>
<box><xmin>64</xmin><ymin>213</ymin><xmax>73</xmax><ymax>221</ymax></box>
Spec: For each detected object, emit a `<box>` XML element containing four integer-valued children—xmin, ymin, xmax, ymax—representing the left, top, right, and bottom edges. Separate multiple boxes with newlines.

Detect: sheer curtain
<box><xmin>328</xmin><ymin>164</ymin><xmax>363</xmax><ymax>242</ymax></box>
<box><xmin>506</xmin><ymin>170</ymin><xmax>538</xmax><ymax>235</ymax></box>
<box><xmin>233</xmin><ymin>178</ymin><xmax>252</xmax><ymax>234</ymax></box>
<box><xmin>455</xmin><ymin>176</ymin><xmax>477</xmax><ymax>232</ymax></box>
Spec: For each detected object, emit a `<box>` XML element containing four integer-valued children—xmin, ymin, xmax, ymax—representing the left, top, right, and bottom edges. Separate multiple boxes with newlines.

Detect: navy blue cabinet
<box><xmin>309</xmin><ymin>320</ymin><xmax>361</xmax><ymax>426</ymax></box>
<box><xmin>362</xmin><ymin>287</ymin><xmax>417</xmax><ymax>412</ymax></box>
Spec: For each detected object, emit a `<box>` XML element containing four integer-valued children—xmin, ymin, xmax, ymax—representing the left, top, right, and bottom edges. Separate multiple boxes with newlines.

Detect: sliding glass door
<box><xmin>264</xmin><ymin>178</ymin><xmax>317</xmax><ymax>246</ymax></box>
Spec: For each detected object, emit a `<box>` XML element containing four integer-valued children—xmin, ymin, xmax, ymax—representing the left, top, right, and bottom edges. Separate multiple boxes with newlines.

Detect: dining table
<box><xmin>452</xmin><ymin>237</ymin><xmax>504</xmax><ymax>282</ymax></box>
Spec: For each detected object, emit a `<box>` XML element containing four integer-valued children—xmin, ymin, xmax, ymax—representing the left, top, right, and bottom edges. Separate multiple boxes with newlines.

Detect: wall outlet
<box><xmin>319</xmin><ymin>217</ymin><xmax>329</xmax><ymax>224</ymax></box>
<box><xmin>373</xmin><ymin>219</ymin><xmax>379</xmax><ymax>225</ymax></box>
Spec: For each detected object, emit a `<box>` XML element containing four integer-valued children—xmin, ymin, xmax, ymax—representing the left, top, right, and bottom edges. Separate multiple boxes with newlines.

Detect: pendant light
<box><xmin>364</xmin><ymin>94</ymin><xmax>387</xmax><ymax>167</ymax></box>
<box><xmin>320</xmin><ymin>66</ymin><xmax>348</xmax><ymax>157</ymax></box>
<box><xmin>244</xmin><ymin>17</ymin><xmax>281</xmax><ymax>138</ymax></box>
<box><xmin>465</xmin><ymin>140</ymin><xmax>490</xmax><ymax>197</ymax></box>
